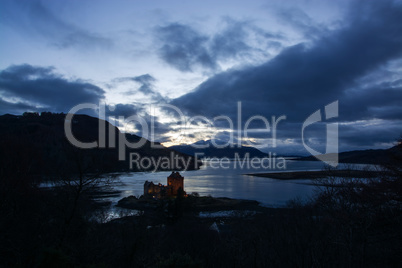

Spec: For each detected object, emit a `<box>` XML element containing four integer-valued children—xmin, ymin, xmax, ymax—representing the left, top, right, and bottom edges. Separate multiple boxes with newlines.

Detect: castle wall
<box><xmin>144</xmin><ymin>172</ymin><xmax>185</xmax><ymax>198</ymax></box>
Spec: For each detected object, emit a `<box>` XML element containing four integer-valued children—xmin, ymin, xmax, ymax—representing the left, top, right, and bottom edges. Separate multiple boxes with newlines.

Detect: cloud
<box><xmin>277</xmin><ymin>7</ymin><xmax>327</xmax><ymax>40</ymax></box>
<box><xmin>210</xmin><ymin>18</ymin><xmax>252</xmax><ymax>60</ymax></box>
<box><xmin>0</xmin><ymin>0</ymin><xmax>112</xmax><ymax>50</ymax></box>
<box><xmin>170</xmin><ymin>0</ymin><xmax>402</xmax><ymax>150</ymax></box>
<box><xmin>341</xmin><ymin>84</ymin><xmax>402</xmax><ymax>121</ymax></box>
<box><xmin>155</xmin><ymin>23</ymin><xmax>216</xmax><ymax>72</ymax></box>
<box><xmin>106</xmin><ymin>103</ymin><xmax>144</xmax><ymax>118</ymax></box>
<box><xmin>0</xmin><ymin>64</ymin><xmax>105</xmax><ymax>114</ymax></box>
<box><xmin>104</xmin><ymin>103</ymin><xmax>177</xmax><ymax>142</ymax></box>
<box><xmin>154</xmin><ymin>19</ymin><xmax>284</xmax><ymax>72</ymax></box>
<box><xmin>339</xmin><ymin>120</ymin><xmax>401</xmax><ymax>149</ymax></box>
<box><xmin>132</xmin><ymin>74</ymin><xmax>156</xmax><ymax>95</ymax></box>
<box><xmin>0</xmin><ymin>66</ymin><xmax>168</xmax><ymax>139</ymax></box>
<box><xmin>0</xmin><ymin>98</ymin><xmax>38</xmax><ymax>115</ymax></box>
<box><xmin>113</xmin><ymin>74</ymin><xmax>165</xmax><ymax>101</ymax></box>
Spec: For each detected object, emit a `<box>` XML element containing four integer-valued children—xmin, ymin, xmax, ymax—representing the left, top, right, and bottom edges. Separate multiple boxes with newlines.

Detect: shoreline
<box><xmin>245</xmin><ymin>169</ymin><xmax>384</xmax><ymax>180</ymax></box>
<box><xmin>114</xmin><ymin>195</ymin><xmax>286</xmax><ymax>214</ymax></box>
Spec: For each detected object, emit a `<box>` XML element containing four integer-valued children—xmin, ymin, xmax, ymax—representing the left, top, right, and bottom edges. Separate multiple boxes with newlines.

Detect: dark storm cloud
<box><xmin>277</xmin><ymin>7</ymin><xmax>327</xmax><ymax>39</ymax></box>
<box><xmin>0</xmin><ymin>98</ymin><xmax>37</xmax><ymax>115</ymax></box>
<box><xmin>171</xmin><ymin>1</ymin><xmax>402</xmax><ymax>120</ymax></box>
<box><xmin>155</xmin><ymin>19</ymin><xmax>283</xmax><ymax>72</ymax></box>
<box><xmin>336</xmin><ymin>119</ymin><xmax>402</xmax><ymax>152</ymax></box>
<box><xmin>210</xmin><ymin>18</ymin><xmax>252</xmax><ymax>60</ymax></box>
<box><xmin>155</xmin><ymin>23</ymin><xmax>216</xmax><ymax>72</ymax></box>
<box><xmin>0</xmin><ymin>0</ymin><xmax>112</xmax><ymax>50</ymax></box>
<box><xmin>106</xmin><ymin>103</ymin><xmax>144</xmax><ymax>118</ymax></box>
<box><xmin>341</xmin><ymin>84</ymin><xmax>402</xmax><ymax>121</ymax></box>
<box><xmin>170</xmin><ymin>0</ymin><xmax>402</xmax><ymax>149</ymax></box>
<box><xmin>0</xmin><ymin>64</ymin><xmax>105</xmax><ymax>114</ymax></box>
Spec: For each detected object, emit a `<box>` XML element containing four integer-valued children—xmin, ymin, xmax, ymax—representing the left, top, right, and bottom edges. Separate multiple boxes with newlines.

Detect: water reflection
<box><xmin>106</xmin><ymin>160</ymin><xmax>342</xmax><ymax>207</ymax></box>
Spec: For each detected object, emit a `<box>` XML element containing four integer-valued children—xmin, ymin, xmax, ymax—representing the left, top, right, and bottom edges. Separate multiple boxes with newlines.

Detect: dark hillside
<box><xmin>296</xmin><ymin>145</ymin><xmax>402</xmax><ymax>165</ymax></box>
<box><xmin>0</xmin><ymin>112</ymin><xmax>200</xmax><ymax>180</ymax></box>
<box><xmin>170</xmin><ymin>139</ymin><xmax>269</xmax><ymax>158</ymax></box>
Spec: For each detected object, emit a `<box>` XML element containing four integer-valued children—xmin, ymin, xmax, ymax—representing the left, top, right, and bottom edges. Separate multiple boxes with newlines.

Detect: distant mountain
<box><xmin>296</xmin><ymin>145</ymin><xmax>402</xmax><ymax>165</ymax></box>
<box><xmin>0</xmin><ymin>112</ymin><xmax>200</xmax><ymax>178</ymax></box>
<box><xmin>169</xmin><ymin>140</ymin><xmax>269</xmax><ymax>158</ymax></box>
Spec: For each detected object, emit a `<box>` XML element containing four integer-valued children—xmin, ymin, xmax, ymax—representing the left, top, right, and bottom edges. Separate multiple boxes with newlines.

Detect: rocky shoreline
<box><xmin>116</xmin><ymin>194</ymin><xmax>263</xmax><ymax>212</ymax></box>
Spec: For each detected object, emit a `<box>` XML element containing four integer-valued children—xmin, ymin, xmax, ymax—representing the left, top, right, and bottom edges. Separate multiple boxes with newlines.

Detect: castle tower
<box><xmin>167</xmin><ymin>171</ymin><xmax>184</xmax><ymax>196</ymax></box>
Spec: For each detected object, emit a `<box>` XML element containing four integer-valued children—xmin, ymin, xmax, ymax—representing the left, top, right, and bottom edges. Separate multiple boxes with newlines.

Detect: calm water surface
<box><xmin>106</xmin><ymin>160</ymin><xmax>363</xmax><ymax>207</ymax></box>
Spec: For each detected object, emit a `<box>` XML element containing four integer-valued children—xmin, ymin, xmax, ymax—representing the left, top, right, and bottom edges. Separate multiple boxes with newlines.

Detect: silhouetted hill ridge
<box><xmin>170</xmin><ymin>140</ymin><xmax>269</xmax><ymax>158</ymax></box>
<box><xmin>0</xmin><ymin>112</ymin><xmax>199</xmax><ymax>179</ymax></box>
<box><xmin>296</xmin><ymin>145</ymin><xmax>402</xmax><ymax>165</ymax></box>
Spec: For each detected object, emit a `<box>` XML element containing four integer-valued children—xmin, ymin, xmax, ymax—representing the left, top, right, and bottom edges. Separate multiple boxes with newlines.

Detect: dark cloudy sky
<box><xmin>1</xmin><ymin>0</ymin><xmax>401</xmax><ymax>154</ymax></box>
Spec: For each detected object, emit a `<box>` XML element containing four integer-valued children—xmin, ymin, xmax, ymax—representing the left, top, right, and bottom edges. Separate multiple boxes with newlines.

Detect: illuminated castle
<box><xmin>144</xmin><ymin>171</ymin><xmax>185</xmax><ymax>198</ymax></box>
